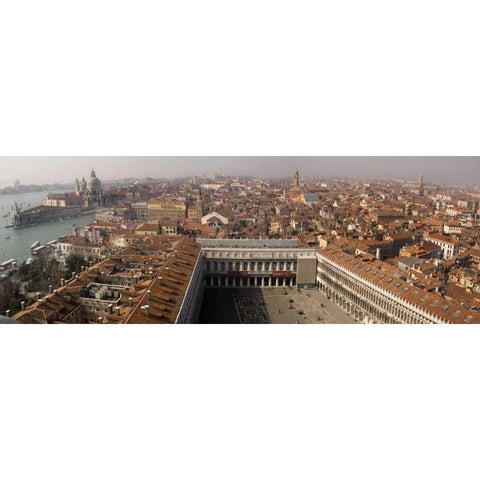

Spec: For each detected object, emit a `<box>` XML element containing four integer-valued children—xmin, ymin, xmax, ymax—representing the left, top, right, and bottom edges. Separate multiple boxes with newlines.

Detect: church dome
<box><xmin>87</xmin><ymin>169</ymin><xmax>102</xmax><ymax>189</ymax></box>
<box><xmin>80</xmin><ymin>176</ymin><xmax>87</xmax><ymax>190</ymax></box>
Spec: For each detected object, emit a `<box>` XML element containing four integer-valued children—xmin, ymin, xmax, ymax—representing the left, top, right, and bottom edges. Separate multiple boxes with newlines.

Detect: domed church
<box><xmin>75</xmin><ymin>169</ymin><xmax>104</xmax><ymax>208</ymax></box>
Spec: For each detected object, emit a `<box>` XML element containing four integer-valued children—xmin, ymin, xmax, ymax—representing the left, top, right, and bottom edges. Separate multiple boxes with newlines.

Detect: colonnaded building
<box><xmin>11</xmin><ymin>238</ymin><xmax>480</xmax><ymax>324</ymax></box>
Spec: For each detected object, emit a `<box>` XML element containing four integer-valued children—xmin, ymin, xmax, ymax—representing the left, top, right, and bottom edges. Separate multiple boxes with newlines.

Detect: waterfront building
<box><xmin>10</xmin><ymin>202</ymin><xmax>82</xmax><ymax>228</ymax></box>
<box><xmin>9</xmin><ymin>168</ymin><xmax>104</xmax><ymax>228</ymax></box>
<box><xmin>44</xmin><ymin>192</ymin><xmax>83</xmax><ymax>209</ymax></box>
<box><xmin>75</xmin><ymin>169</ymin><xmax>104</xmax><ymax>208</ymax></box>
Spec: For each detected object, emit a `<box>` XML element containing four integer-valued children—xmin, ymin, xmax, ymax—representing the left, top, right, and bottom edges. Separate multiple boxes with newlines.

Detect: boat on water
<box><xmin>32</xmin><ymin>245</ymin><xmax>46</xmax><ymax>255</ymax></box>
<box><xmin>26</xmin><ymin>258</ymin><xmax>33</xmax><ymax>265</ymax></box>
<box><xmin>0</xmin><ymin>259</ymin><xmax>17</xmax><ymax>270</ymax></box>
<box><xmin>30</xmin><ymin>241</ymin><xmax>40</xmax><ymax>250</ymax></box>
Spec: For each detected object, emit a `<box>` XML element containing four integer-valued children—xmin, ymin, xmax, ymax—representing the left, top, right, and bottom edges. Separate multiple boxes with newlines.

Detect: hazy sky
<box><xmin>0</xmin><ymin>157</ymin><xmax>479</xmax><ymax>187</ymax></box>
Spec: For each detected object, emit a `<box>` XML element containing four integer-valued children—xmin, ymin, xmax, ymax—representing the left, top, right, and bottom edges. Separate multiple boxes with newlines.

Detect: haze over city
<box><xmin>2</xmin><ymin>156</ymin><xmax>480</xmax><ymax>326</ymax></box>
<box><xmin>1</xmin><ymin>157</ymin><xmax>479</xmax><ymax>186</ymax></box>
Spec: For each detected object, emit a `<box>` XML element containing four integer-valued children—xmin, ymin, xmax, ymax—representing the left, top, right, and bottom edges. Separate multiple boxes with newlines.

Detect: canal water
<box><xmin>0</xmin><ymin>191</ymin><xmax>95</xmax><ymax>264</ymax></box>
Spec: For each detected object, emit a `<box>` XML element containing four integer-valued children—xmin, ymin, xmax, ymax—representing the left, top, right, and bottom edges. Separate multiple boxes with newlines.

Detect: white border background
<box><xmin>1</xmin><ymin>1</ymin><xmax>480</xmax><ymax>479</ymax></box>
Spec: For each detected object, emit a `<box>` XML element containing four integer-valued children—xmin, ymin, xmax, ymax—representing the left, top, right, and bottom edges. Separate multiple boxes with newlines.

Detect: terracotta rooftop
<box><xmin>13</xmin><ymin>236</ymin><xmax>200</xmax><ymax>324</ymax></box>
<box><xmin>426</xmin><ymin>232</ymin><xmax>459</xmax><ymax>245</ymax></box>
<box><xmin>126</xmin><ymin>237</ymin><xmax>201</xmax><ymax>324</ymax></box>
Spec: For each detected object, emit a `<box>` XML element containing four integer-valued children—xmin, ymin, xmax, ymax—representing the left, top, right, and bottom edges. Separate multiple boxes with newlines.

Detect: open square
<box><xmin>199</xmin><ymin>287</ymin><xmax>356</xmax><ymax>324</ymax></box>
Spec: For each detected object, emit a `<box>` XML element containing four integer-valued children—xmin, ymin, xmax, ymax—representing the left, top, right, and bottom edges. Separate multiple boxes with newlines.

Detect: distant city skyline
<box><xmin>0</xmin><ymin>157</ymin><xmax>479</xmax><ymax>187</ymax></box>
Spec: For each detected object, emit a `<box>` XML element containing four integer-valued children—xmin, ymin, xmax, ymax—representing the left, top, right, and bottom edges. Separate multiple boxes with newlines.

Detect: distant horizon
<box><xmin>0</xmin><ymin>157</ymin><xmax>479</xmax><ymax>188</ymax></box>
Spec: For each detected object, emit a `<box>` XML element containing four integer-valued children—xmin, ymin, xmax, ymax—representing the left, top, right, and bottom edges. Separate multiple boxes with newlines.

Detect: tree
<box><xmin>0</xmin><ymin>279</ymin><xmax>23</xmax><ymax>314</ymax></box>
<box><xmin>65</xmin><ymin>254</ymin><xmax>89</xmax><ymax>276</ymax></box>
<box><xmin>17</xmin><ymin>262</ymin><xmax>30</xmax><ymax>282</ymax></box>
<box><xmin>19</xmin><ymin>254</ymin><xmax>65</xmax><ymax>295</ymax></box>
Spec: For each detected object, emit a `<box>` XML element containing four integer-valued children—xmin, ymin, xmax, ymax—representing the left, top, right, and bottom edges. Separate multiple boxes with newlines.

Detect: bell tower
<box><xmin>196</xmin><ymin>189</ymin><xmax>203</xmax><ymax>219</ymax></box>
<box><xmin>293</xmin><ymin>169</ymin><xmax>300</xmax><ymax>188</ymax></box>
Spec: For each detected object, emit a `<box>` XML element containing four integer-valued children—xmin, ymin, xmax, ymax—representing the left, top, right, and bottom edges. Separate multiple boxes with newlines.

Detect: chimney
<box><xmin>143</xmin><ymin>305</ymin><xmax>150</xmax><ymax>317</ymax></box>
<box><xmin>21</xmin><ymin>301</ymin><xmax>26</xmax><ymax>311</ymax></box>
<box><xmin>36</xmin><ymin>292</ymin><xmax>41</xmax><ymax>301</ymax></box>
<box><xmin>48</xmin><ymin>285</ymin><xmax>53</xmax><ymax>294</ymax></box>
<box><xmin>5</xmin><ymin>310</ymin><xmax>10</xmax><ymax>317</ymax></box>
<box><xmin>60</xmin><ymin>278</ymin><xmax>65</xmax><ymax>287</ymax></box>
<box><xmin>146</xmin><ymin>290</ymin><xmax>151</xmax><ymax>300</ymax></box>
<box><xmin>128</xmin><ymin>297</ymin><xmax>133</xmax><ymax>307</ymax></box>
<box><xmin>108</xmin><ymin>303</ymin><xmax>113</xmax><ymax>314</ymax></box>
<box><xmin>114</xmin><ymin>306</ymin><xmax>121</xmax><ymax>315</ymax></box>
<box><xmin>158</xmin><ymin>277</ymin><xmax>163</xmax><ymax>286</ymax></box>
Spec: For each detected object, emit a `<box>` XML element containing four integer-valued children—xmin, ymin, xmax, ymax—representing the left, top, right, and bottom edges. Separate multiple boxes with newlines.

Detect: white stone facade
<box><xmin>316</xmin><ymin>252</ymin><xmax>448</xmax><ymax>324</ymax></box>
<box><xmin>201</xmin><ymin>247</ymin><xmax>316</xmax><ymax>288</ymax></box>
